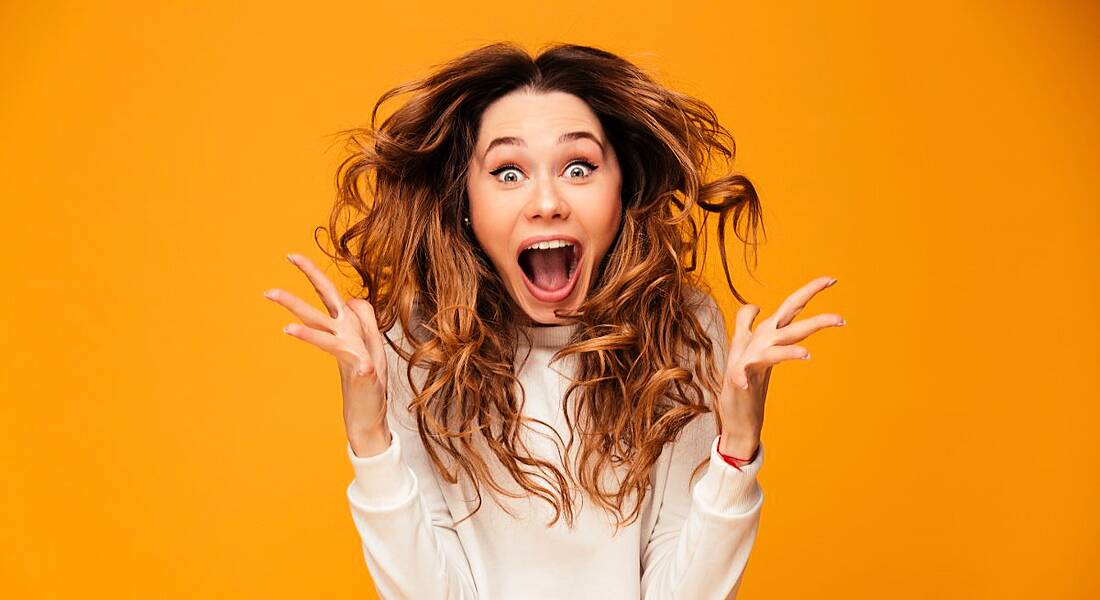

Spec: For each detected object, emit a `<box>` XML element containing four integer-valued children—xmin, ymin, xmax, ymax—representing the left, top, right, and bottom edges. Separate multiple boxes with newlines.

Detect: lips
<box><xmin>515</xmin><ymin>234</ymin><xmax>583</xmax><ymax>303</ymax></box>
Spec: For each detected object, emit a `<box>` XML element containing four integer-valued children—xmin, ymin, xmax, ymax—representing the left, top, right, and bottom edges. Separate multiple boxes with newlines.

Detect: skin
<box><xmin>714</xmin><ymin>276</ymin><xmax>845</xmax><ymax>460</ymax></box>
<box><xmin>263</xmin><ymin>92</ymin><xmax>846</xmax><ymax>460</ymax></box>
<box><xmin>465</xmin><ymin>89</ymin><xmax>623</xmax><ymax>326</ymax></box>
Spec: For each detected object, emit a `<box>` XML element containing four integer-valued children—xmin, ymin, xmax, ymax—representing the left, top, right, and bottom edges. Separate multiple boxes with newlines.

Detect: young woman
<box><xmin>264</xmin><ymin>42</ymin><xmax>844</xmax><ymax>599</ymax></box>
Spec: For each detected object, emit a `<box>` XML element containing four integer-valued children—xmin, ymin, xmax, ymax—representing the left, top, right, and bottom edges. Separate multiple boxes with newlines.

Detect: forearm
<box><xmin>348</xmin><ymin>424</ymin><xmax>392</xmax><ymax>458</ymax></box>
<box><xmin>346</xmin><ymin>427</ymin><xmax>479</xmax><ymax>599</ymax></box>
<box><xmin>641</xmin><ymin>436</ymin><xmax>764</xmax><ymax>599</ymax></box>
<box><xmin>717</xmin><ymin>430</ymin><xmax>760</xmax><ymax>466</ymax></box>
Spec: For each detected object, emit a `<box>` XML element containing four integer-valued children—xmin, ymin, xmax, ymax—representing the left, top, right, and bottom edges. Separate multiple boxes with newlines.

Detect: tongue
<box><xmin>524</xmin><ymin>247</ymin><xmax>571</xmax><ymax>290</ymax></box>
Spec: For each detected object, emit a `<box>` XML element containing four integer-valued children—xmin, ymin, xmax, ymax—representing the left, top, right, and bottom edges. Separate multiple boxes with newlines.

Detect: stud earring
<box><xmin>463</xmin><ymin>216</ymin><xmax>471</xmax><ymax>227</ymax></box>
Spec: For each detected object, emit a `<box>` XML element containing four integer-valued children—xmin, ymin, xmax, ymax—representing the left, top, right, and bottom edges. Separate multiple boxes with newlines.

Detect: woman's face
<box><xmin>466</xmin><ymin>90</ymin><xmax>623</xmax><ymax>325</ymax></box>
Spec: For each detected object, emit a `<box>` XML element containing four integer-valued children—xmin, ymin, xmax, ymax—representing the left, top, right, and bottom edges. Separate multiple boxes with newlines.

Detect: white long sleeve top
<box><xmin>344</xmin><ymin>288</ymin><xmax>764</xmax><ymax>599</ymax></box>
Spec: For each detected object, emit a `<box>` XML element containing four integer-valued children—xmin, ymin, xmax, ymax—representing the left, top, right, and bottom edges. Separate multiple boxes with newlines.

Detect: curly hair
<box><xmin>319</xmin><ymin>41</ymin><xmax>765</xmax><ymax>530</ymax></box>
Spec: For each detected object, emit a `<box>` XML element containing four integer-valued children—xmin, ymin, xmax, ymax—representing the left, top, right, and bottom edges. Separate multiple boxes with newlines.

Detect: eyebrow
<box><xmin>482</xmin><ymin>130</ymin><xmax>605</xmax><ymax>160</ymax></box>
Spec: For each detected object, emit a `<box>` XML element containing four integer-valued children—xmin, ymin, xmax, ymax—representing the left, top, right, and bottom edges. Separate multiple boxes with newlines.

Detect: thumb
<box><xmin>723</xmin><ymin>358</ymin><xmax>750</xmax><ymax>391</ymax></box>
<box><xmin>346</xmin><ymin>298</ymin><xmax>385</xmax><ymax>373</ymax></box>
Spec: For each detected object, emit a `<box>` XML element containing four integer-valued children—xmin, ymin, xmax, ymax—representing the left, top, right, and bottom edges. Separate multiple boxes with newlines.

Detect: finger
<box><xmin>284</xmin><ymin>323</ymin><xmax>372</xmax><ymax>375</ymax></box>
<box><xmin>287</xmin><ymin>253</ymin><xmax>345</xmax><ymax>319</ymax></box>
<box><xmin>355</xmin><ymin>359</ymin><xmax>380</xmax><ymax>379</ymax></box>
<box><xmin>771</xmin><ymin>313</ymin><xmax>846</xmax><ymax>346</ymax></box>
<box><xmin>263</xmin><ymin>288</ymin><xmax>335</xmax><ymax>332</ymax></box>
<box><xmin>345</xmin><ymin>350</ymin><xmax>379</xmax><ymax>380</ymax></box>
<box><xmin>724</xmin><ymin>360</ymin><xmax>750</xmax><ymax>391</ymax></box>
<box><xmin>282</xmin><ymin>323</ymin><xmax>341</xmax><ymax>354</ymax></box>
<box><xmin>774</xmin><ymin>275</ymin><xmax>837</xmax><ymax>329</ymax></box>
<box><xmin>347</xmin><ymin>298</ymin><xmax>386</xmax><ymax>370</ymax></box>
<box><xmin>760</xmin><ymin>344</ymin><xmax>812</xmax><ymax>365</ymax></box>
<box><xmin>731</xmin><ymin>303</ymin><xmax>761</xmax><ymax>354</ymax></box>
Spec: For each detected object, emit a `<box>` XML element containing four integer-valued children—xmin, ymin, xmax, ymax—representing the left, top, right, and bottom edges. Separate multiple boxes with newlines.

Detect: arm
<box><xmin>640</xmin><ymin>420</ymin><xmax>764</xmax><ymax>599</ymax></box>
<box><xmin>269</xmin><ymin>254</ymin><xmax>477</xmax><ymax>598</ymax></box>
<box><xmin>640</xmin><ymin>290</ymin><xmax>765</xmax><ymax>600</ymax></box>
<box><xmin>345</xmin><ymin>325</ymin><xmax>479</xmax><ymax>599</ymax></box>
<box><xmin>346</xmin><ymin>422</ymin><xmax>479</xmax><ymax>599</ymax></box>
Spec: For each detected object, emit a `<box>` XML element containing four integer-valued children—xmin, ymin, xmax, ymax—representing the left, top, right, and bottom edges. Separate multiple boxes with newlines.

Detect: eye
<box><xmin>563</xmin><ymin>159</ymin><xmax>598</xmax><ymax>179</ymax></box>
<box><xmin>489</xmin><ymin>163</ymin><xmax>526</xmax><ymax>185</ymax></box>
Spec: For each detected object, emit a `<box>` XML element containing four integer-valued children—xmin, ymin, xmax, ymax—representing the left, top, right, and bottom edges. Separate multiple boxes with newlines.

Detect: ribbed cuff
<box><xmin>692</xmin><ymin>435</ymin><xmax>764</xmax><ymax>515</ymax></box>
<box><xmin>346</xmin><ymin>427</ymin><xmax>416</xmax><ymax>505</ymax></box>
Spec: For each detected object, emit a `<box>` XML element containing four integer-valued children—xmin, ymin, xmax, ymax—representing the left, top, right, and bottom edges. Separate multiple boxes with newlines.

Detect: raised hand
<box><xmin>263</xmin><ymin>253</ymin><xmax>392</xmax><ymax>456</ymax></box>
<box><xmin>714</xmin><ymin>275</ymin><xmax>846</xmax><ymax>461</ymax></box>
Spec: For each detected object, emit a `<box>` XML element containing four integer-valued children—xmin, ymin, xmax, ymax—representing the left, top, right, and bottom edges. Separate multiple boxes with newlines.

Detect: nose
<box><xmin>524</xmin><ymin>179</ymin><xmax>571</xmax><ymax>222</ymax></box>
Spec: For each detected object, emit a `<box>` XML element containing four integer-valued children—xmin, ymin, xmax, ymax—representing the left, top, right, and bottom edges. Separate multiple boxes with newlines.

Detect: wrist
<box><xmin>718</xmin><ymin>431</ymin><xmax>759</xmax><ymax>461</ymax></box>
<box><xmin>348</xmin><ymin>426</ymin><xmax>392</xmax><ymax>458</ymax></box>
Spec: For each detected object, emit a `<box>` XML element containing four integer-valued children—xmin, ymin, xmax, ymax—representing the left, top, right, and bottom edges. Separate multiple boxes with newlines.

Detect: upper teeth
<box><xmin>524</xmin><ymin>239</ymin><xmax>574</xmax><ymax>251</ymax></box>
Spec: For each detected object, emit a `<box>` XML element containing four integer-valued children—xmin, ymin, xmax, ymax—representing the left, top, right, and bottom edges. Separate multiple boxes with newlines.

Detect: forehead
<box><xmin>476</xmin><ymin>90</ymin><xmax>604</xmax><ymax>142</ymax></box>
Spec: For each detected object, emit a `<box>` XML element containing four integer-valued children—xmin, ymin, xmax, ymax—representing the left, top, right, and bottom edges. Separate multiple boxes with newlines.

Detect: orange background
<box><xmin>2</xmin><ymin>1</ymin><xmax>1097</xmax><ymax>598</ymax></box>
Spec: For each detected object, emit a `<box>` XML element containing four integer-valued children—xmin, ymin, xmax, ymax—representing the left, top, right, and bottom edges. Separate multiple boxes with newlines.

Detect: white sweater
<box><xmin>344</xmin><ymin>289</ymin><xmax>764</xmax><ymax>599</ymax></box>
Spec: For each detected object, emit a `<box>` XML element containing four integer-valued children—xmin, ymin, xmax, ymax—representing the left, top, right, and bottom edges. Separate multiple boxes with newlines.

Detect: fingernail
<box><xmin>826</xmin><ymin>278</ymin><xmax>837</xmax><ymax>287</ymax></box>
<box><xmin>802</xmin><ymin>353</ymin><xmax>811</xmax><ymax>360</ymax></box>
<box><xmin>282</xmin><ymin>325</ymin><xmax>292</xmax><ymax>335</ymax></box>
<box><xmin>837</xmin><ymin>318</ymin><xmax>846</xmax><ymax>326</ymax></box>
<box><xmin>286</xmin><ymin>253</ymin><xmax>297</xmax><ymax>264</ymax></box>
<box><xmin>263</xmin><ymin>289</ymin><xmax>276</xmax><ymax>299</ymax></box>
<box><xmin>740</xmin><ymin>381</ymin><xmax>749</xmax><ymax>390</ymax></box>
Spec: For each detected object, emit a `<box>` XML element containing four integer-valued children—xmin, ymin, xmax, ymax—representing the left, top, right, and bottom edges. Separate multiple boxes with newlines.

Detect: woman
<box><xmin>264</xmin><ymin>42</ymin><xmax>844</xmax><ymax>599</ymax></box>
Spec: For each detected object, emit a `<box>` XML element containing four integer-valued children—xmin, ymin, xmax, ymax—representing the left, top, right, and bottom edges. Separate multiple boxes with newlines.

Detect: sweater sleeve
<box><xmin>345</xmin><ymin>418</ymin><xmax>479</xmax><ymax>599</ymax></box>
<box><xmin>640</xmin><ymin>289</ymin><xmax>765</xmax><ymax>600</ymax></box>
<box><xmin>345</xmin><ymin>321</ymin><xmax>479</xmax><ymax>599</ymax></box>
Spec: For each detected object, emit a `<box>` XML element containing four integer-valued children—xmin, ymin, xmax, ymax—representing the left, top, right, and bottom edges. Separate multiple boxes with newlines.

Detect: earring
<box><xmin>463</xmin><ymin>216</ymin><xmax>471</xmax><ymax>227</ymax></box>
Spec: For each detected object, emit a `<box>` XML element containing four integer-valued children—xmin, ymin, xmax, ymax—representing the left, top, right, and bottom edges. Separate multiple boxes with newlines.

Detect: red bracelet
<box><xmin>717</xmin><ymin>434</ymin><xmax>758</xmax><ymax>472</ymax></box>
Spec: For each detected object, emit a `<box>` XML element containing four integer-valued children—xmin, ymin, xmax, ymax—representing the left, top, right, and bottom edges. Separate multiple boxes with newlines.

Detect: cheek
<box><xmin>468</xmin><ymin>187</ymin><xmax>516</xmax><ymax>265</ymax></box>
<box><xmin>583</xmin><ymin>184</ymin><xmax>623</xmax><ymax>244</ymax></box>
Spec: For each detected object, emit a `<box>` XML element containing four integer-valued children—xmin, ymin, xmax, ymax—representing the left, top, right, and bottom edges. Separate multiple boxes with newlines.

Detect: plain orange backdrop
<box><xmin>2</xmin><ymin>1</ymin><xmax>1097</xmax><ymax>598</ymax></box>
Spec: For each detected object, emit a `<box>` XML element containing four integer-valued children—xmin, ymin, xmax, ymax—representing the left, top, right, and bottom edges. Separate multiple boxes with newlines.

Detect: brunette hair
<box><xmin>320</xmin><ymin>41</ymin><xmax>765</xmax><ymax>529</ymax></box>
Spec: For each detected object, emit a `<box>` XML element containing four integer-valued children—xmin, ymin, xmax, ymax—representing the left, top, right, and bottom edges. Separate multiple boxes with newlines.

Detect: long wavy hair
<box><xmin>319</xmin><ymin>41</ymin><xmax>765</xmax><ymax>530</ymax></box>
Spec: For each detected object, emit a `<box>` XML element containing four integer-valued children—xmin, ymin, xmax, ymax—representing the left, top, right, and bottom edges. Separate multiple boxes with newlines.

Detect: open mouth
<box><xmin>516</xmin><ymin>238</ymin><xmax>582</xmax><ymax>303</ymax></box>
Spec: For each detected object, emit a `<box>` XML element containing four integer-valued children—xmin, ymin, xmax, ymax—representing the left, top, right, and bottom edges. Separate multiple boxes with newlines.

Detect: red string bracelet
<box><xmin>717</xmin><ymin>434</ymin><xmax>759</xmax><ymax>472</ymax></box>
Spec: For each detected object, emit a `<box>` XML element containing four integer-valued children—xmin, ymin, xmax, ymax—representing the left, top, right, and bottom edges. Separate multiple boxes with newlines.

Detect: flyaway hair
<box><xmin>318</xmin><ymin>41</ymin><xmax>765</xmax><ymax>530</ymax></box>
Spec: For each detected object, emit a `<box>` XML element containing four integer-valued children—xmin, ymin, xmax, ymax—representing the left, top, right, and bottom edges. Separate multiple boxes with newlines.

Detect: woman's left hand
<box><xmin>715</xmin><ymin>275</ymin><xmax>846</xmax><ymax>460</ymax></box>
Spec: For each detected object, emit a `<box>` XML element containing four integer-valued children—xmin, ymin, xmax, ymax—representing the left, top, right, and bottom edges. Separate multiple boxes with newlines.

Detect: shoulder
<box><xmin>376</xmin><ymin>306</ymin><xmax>429</xmax><ymax>434</ymax></box>
<box><xmin>377</xmin><ymin>297</ymin><xmax>433</xmax><ymax>364</ymax></box>
<box><xmin>667</xmin><ymin>286</ymin><xmax>726</xmax><ymax>481</ymax></box>
<box><xmin>683</xmin><ymin>284</ymin><xmax>727</xmax><ymax>340</ymax></box>
<box><xmin>679</xmin><ymin>284</ymin><xmax>731</xmax><ymax>392</ymax></box>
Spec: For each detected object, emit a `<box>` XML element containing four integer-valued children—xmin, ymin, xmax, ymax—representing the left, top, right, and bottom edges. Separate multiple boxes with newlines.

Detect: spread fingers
<box><xmin>264</xmin><ymin>288</ymin><xmax>334</xmax><ymax>332</ymax></box>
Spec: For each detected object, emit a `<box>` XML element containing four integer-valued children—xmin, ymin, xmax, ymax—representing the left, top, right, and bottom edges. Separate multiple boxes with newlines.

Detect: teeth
<box><xmin>524</xmin><ymin>239</ymin><xmax>574</xmax><ymax>251</ymax></box>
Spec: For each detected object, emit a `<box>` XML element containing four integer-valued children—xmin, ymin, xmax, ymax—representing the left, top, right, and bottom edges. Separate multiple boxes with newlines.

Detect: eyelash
<box><xmin>489</xmin><ymin>159</ymin><xmax>599</xmax><ymax>184</ymax></box>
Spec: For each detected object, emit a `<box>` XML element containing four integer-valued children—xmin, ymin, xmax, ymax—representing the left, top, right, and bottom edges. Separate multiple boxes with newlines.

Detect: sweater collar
<box><xmin>518</xmin><ymin>321</ymin><xmax>582</xmax><ymax>349</ymax></box>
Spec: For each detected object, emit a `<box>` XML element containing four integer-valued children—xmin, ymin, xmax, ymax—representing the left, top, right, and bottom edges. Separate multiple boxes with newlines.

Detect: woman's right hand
<box><xmin>263</xmin><ymin>253</ymin><xmax>391</xmax><ymax>456</ymax></box>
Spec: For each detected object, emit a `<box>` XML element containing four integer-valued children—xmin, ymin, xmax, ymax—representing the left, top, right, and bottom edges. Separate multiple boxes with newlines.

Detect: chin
<box><xmin>523</xmin><ymin>304</ymin><xmax>576</xmax><ymax>325</ymax></box>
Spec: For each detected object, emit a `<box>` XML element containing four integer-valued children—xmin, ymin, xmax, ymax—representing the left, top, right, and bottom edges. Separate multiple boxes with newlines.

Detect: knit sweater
<box><xmin>344</xmin><ymin>289</ymin><xmax>764</xmax><ymax>599</ymax></box>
